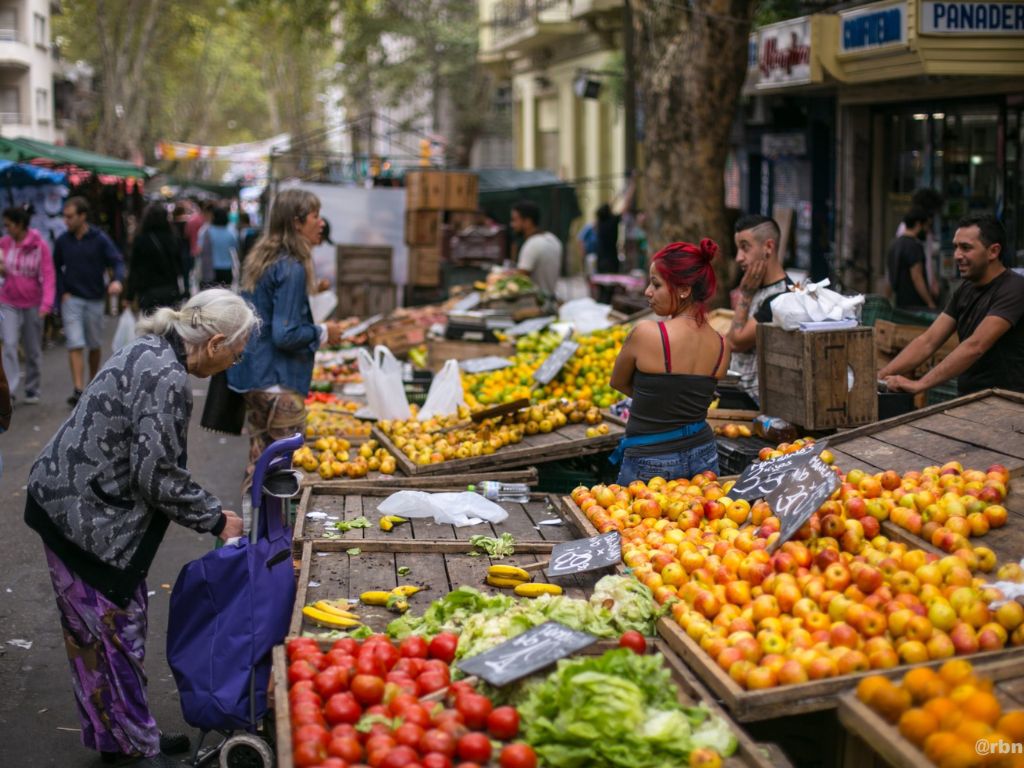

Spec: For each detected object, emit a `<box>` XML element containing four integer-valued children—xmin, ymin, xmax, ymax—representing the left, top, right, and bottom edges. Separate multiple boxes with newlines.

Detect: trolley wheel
<box><xmin>219</xmin><ymin>733</ymin><xmax>274</xmax><ymax>768</ymax></box>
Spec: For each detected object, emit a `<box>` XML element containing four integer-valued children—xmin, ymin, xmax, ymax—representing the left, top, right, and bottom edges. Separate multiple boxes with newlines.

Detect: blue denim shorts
<box><xmin>616</xmin><ymin>439</ymin><xmax>720</xmax><ymax>485</ymax></box>
<box><xmin>62</xmin><ymin>295</ymin><xmax>105</xmax><ymax>350</ymax></box>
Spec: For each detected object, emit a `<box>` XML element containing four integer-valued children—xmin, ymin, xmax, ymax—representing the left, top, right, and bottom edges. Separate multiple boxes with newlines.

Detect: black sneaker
<box><xmin>67</xmin><ymin>389</ymin><xmax>83</xmax><ymax>406</ymax></box>
<box><xmin>22</xmin><ymin>392</ymin><xmax>39</xmax><ymax>405</ymax></box>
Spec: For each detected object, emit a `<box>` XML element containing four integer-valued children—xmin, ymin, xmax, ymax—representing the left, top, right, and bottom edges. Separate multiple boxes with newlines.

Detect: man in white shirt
<box><xmin>511</xmin><ymin>200</ymin><xmax>561</xmax><ymax>298</ymax></box>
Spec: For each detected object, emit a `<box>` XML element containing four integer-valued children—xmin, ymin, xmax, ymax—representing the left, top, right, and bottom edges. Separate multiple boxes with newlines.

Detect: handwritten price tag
<box><xmin>765</xmin><ymin>453</ymin><xmax>840</xmax><ymax>551</ymax></box>
<box><xmin>728</xmin><ymin>442</ymin><xmax>822</xmax><ymax>503</ymax></box>
<box><xmin>547</xmin><ymin>532</ymin><xmax>621</xmax><ymax>577</ymax></box>
<box><xmin>456</xmin><ymin>621</ymin><xmax>598</xmax><ymax>686</ymax></box>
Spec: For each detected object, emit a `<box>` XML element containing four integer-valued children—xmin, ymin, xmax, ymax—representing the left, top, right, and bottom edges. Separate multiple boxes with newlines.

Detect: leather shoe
<box><xmin>158</xmin><ymin>732</ymin><xmax>190</xmax><ymax>754</ymax></box>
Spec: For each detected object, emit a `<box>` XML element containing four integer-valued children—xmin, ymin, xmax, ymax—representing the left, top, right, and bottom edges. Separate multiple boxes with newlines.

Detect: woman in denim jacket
<box><xmin>228</xmin><ymin>189</ymin><xmax>343</xmax><ymax>487</ymax></box>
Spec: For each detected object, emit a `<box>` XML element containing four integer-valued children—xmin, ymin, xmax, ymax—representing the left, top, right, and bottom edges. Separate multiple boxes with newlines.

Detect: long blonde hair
<box><xmin>241</xmin><ymin>188</ymin><xmax>319</xmax><ymax>293</ymax></box>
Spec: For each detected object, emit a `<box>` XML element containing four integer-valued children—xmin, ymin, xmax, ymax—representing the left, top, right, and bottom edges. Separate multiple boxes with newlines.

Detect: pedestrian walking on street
<box><xmin>228</xmin><ymin>188</ymin><xmax>343</xmax><ymax>494</ymax></box>
<box><xmin>0</xmin><ymin>204</ymin><xmax>55</xmax><ymax>404</ymax></box>
<box><xmin>24</xmin><ymin>288</ymin><xmax>253</xmax><ymax>768</ymax></box>
<box><xmin>54</xmin><ymin>196</ymin><xmax>126</xmax><ymax>406</ymax></box>
<box><xmin>198</xmin><ymin>206</ymin><xmax>238</xmax><ymax>289</ymax></box>
<box><xmin>125</xmin><ymin>203</ymin><xmax>187</xmax><ymax>313</ymax></box>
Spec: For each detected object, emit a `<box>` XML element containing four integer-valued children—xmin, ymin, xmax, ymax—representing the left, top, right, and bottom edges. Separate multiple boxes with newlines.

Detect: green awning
<box><xmin>0</xmin><ymin>137</ymin><xmax>154</xmax><ymax>179</ymax></box>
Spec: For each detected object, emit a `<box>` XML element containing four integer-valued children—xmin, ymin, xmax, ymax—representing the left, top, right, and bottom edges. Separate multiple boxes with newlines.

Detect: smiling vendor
<box><xmin>881</xmin><ymin>215</ymin><xmax>1024</xmax><ymax>396</ymax></box>
<box><xmin>609</xmin><ymin>239</ymin><xmax>729</xmax><ymax>484</ymax></box>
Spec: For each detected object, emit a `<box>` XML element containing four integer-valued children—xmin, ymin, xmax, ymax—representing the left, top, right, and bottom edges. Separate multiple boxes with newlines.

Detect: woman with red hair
<box><xmin>609</xmin><ymin>239</ymin><xmax>729</xmax><ymax>483</ymax></box>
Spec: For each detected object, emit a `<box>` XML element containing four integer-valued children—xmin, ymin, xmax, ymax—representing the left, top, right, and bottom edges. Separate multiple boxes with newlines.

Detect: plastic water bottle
<box><xmin>471</xmin><ymin>481</ymin><xmax>531</xmax><ymax>503</ymax></box>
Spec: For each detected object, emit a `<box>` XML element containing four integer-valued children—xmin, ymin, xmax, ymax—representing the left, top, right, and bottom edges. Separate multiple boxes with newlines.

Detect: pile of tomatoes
<box><xmin>287</xmin><ymin>633</ymin><xmax>538</xmax><ymax>768</ymax></box>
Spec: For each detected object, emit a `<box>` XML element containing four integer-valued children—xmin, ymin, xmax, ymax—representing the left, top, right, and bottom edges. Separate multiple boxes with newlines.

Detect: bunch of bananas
<box><xmin>484</xmin><ymin>564</ymin><xmax>563</xmax><ymax>597</ymax></box>
<box><xmin>302</xmin><ymin>599</ymin><xmax>362</xmax><ymax>629</ymax></box>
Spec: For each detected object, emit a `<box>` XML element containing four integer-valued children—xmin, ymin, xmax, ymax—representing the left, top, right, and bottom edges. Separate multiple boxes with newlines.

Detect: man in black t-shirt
<box><xmin>880</xmin><ymin>215</ymin><xmax>1024</xmax><ymax>395</ymax></box>
<box><xmin>888</xmin><ymin>208</ymin><xmax>937</xmax><ymax>310</ymax></box>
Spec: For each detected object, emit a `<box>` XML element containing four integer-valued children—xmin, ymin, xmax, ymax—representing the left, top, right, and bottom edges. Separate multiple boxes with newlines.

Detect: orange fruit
<box><xmin>938</xmin><ymin>740</ymin><xmax>985</xmax><ymax>768</ymax></box>
<box><xmin>938</xmin><ymin>658</ymin><xmax>975</xmax><ymax>687</ymax></box>
<box><xmin>998</xmin><ymin>710</ymin><xmax>1024</xmax><ymax>742</ymax></box>
<box><xmin>922</xmin><ymin>731</ymin><xmax>960</xmax><ymax>764</ymax></box>
<box><xmin>951</xmin><ymin>683</ymin><xmax>979</xmax><ymax>704</ymax></box>
<box><xmin>874</xmin><ymin>684</ymin><xmax>913</xmax><ymax>723</ymax></box>
<box><xmin>924</xmin><ymin>697</ymin><xmax>962</xmax><ymax>730</ymax></box>
<box><xmin>903</xmin><ymin>667</ymin><xmax>942</xmax><ymax>704</ymax></box>
<box><xmin>856</xmin><ymin>674</ymin><xmax>894</xmax><ymax>705</ymax></box>
<box><xmin>898</xmin><ymin>707</ymin><xmax>939</xmax><ymax>747</ymax></box>
<box><xmin>954</xmin><ymin>717</ymin><xmax>992</xmax><ymax>744</ymax></box>
<box><xmin>963</xmin><ymin>690</ymin><xmax>1002</xmax><ymax>726</ymax></box>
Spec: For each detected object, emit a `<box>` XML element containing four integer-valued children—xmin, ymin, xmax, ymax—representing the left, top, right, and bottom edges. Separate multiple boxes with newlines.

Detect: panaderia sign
<box><xmin>757</xmin><ymin>17</ymin><xmax>812</xmax><ymax>88</ymax></box>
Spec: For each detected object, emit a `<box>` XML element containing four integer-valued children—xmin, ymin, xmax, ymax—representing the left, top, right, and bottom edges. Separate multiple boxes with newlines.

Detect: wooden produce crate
<box><xmin>558</xmin><ymin>493</ymin><xmax>1024</xmax><ymax>723</ymax></box>
<box><xmin>289</xmin><ymin>540</ymin><xmax>606</xmax><ymax>637</ymax></box>
<box><xmin>444</xmin><ymin>171</ymin><xmax>479</xmax><ymax>211</ymax></box>
<box><xmin>404</xmin><ymin>209</ymin><xmax>442</xmax><ymax>247</ymax></box>
<box><xmin>336</xmin><ymin>283</ymin><xmax>396</xmax><ymax>318</ymax></box>
<box><xmin>299</xmin><ymin>466</ymin><xmax>538</xmax><ymax>489</ymax></box>
<box><xmin>824</xmin><ymin>388</ymin><xmax>1024</xmax><ymax>566</ymax></box>
<box><xmin>336</xmin><ymin>244</ymin><xmax>392</xmax><ymax>285</ymax></box>
<box><xmin>293</xmin><ymin>487</ymin><xmax>575</xmax><ymax>556</ymax></box>
<box><xmin>372</xmin><ymin>416</ymin><xmax>625</xmax><ymax>477</ymax></box>
<box><xmin>837</xmin><ymin>656</ymin><xmax>1024</xmax><ymax>768</ymax></box>
<box><xmin>425</xmin><ymin>338</ymin><xmax>515</xmax><ymax>372</ymax></box>
<box><xmin>405</xmin><ymin>169</ymin><xmax>446</xmax><ymax>210</ymax></box>
<box><xmin>366</xmin><ymin>315</ymin><xmax>426</xmax><ymax>356</ymax></box>
<box><xmin>707</xmin><ymin>408</ymin><xmax>760</xmax><ymax>431</ymax></box>
<box><xmin>758</xmin><ymin>324</ymin><xmax>878</xmax><ymax>430</ymax></box>
<box><xmin>874</xmin><ymin>319</ymin><xmax>957</xmax><ymax>360</ymax></box>
<box><xmin>408</xmin><ymin>246</ymin><xmax>441</xmax><ymax>287</ymax></box>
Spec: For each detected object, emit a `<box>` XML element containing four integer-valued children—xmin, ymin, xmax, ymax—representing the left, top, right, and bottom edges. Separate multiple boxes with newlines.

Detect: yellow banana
<box><xmin>514</xmin><ymin>583</ymin><xmax>563</xmax><ymax>597</ymax></box>
<box><xmin>302</xmin><ymin>605</ymin><xmax>362</xmax><ymax>629</ymax></box>
<box><xmin>487</xmin><ymin>564</ymin><xmax>530</xmax><ymax>581</ymax></box>
<box><xmin>386</xmin><ymin>593</ymin><xmax>409</xmax><ymax>613</ymax></box>
<box><xmin>486</xmin><ymin>574</ymin><xmax>526</xmax><ymax>589</ymax></box>
<box><xmin>391</xmin><ymin>585</ymin><xmax>423</xmax><ymax>597</ymax></box>
<box><xmin>360</xmin><ymin>590</ymin><xmax>393</xmax><ymax>606</ymax></box>
<box><xmin>379</xmin><ymin>515</ymin><xmax>409</xmax><ymax>532</ymax></box>
<box><xmin>313</xmin><ymin>600</ymin><xmax>360</xmax><ymax>620</ymax></box>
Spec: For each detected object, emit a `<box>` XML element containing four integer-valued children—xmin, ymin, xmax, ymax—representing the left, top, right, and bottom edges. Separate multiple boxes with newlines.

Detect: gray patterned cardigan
<box><xmin>25</xmin><ymin>331</ymin><xmax>226</xmax><ymax>605</ymax></box>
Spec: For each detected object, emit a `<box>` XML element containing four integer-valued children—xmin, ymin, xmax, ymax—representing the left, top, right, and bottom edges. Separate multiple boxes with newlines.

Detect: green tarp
<box><xmin>0</xmin><ymin>137</ymin><xmax>154</xmax><ymax>179</ymax></box>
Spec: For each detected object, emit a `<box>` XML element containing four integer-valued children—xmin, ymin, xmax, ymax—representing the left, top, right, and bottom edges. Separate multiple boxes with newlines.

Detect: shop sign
<box><xmin>920</xmin><ymin>1</ymin><xmax>1024</xmax><ymax>34</ymax></box>
<box><xmin>840</xmin><ymin>2</ymin><xmax>907</xmax><ymax>54</ymax></box>
<box><xmin>757</xmin><ymin>17</ymin><xmax>812</xmax><ymax>88</ymax></box>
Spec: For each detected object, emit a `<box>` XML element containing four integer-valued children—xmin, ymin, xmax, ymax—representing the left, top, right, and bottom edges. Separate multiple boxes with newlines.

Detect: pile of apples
<box><xmin>570</xmin><ymin>472</ymin><xmax>1023</xmax><ymax>691</ymax></box>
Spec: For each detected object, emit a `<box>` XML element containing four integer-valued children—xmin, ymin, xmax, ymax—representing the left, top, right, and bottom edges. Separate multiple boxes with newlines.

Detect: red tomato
<box><xmin>315</xmin><ymin>666</ymin><xmax>350</xmax><ymax>698</ymax></box>
<box><xmin>618</xmin><ymin>630</ymin><xmax>647</xmax><ymax>655</ymax></box>
<box><xmin>401</xmin><ymin>703</ymin><xmax>432</xmax><ymax>729</ymax></box>
<box><xmin>416</xmin><ymin>671</ymin><xmax>448</xmax><ymax>697</ymax></box>
<box><xmin>499</xmin><ymin>743</ymin><xmax>538</xmax><ymax>768</ymax></box>
<box><xmin>356</xmin><ymin>653</ymin><xmax>386</xmax><ymax>677</ymax></box>
<box><xmin>292</xmin><ymin>740</ymin><xmax>327</xmax><ymax>768</ymax></box>
<box><xmin>393</xmin><ymin>722</ymin><xmax>425</xmax><ymax>749</ymax></box>
<box><xmin>328</xmin><ymin>735</ymin><xmax>364</xmax><ymax>763</ymax></box>
<box><xmin>428</xmin><ymin>633</ymin><xmax>459</xmax><ymax>663</ymax></box>
<box><xmin>487</xmin><ymin>706</ymin><xmax>520</xmax><ymax>740</ymax></box>
<box><xmin>446</xmin><ymin>681</ymin><xmax>475</xmax><ymax>703</ymax></box>
<box><xmin>292</xmin><ymin>723</ymin><xmax>330</xmax><ymax>749</ymax></box>
<box><xmin>320</xmin><ymin>758</ymin><xmax>348</xmax><ymax>768</ymax></box>
<box><xmin>290</xmin><ymin>700</ymin><xmax>326</xmax><ymax>728</ymax></box>
<box><xmin>288</xmin><ymin>659</ymin><xmax>320</xmax><ymax>685</ymax></box>
<box><xmin>293</xmin><ymin>649</ymin><xmax>326</xmax><ymax>670</ymax></box>
<box><xmin>385</xmin><ymin>678</ymin><xmax>418</xmax><ymax>699</ymax></box>
<box><xmin>420</xmin><ymin>728</ymin><xmax>456</xmax><ymax>758</ymax></box>
<box><xmin>364</xmin><ymin>734</ymin><xmax>396</xmax><ymax>755</ymax></box>
<box><xmin>379</xmin><ymin>745</ymin><xmax>420</xmax><ymax>768</ymax></box>
<box><xmin>393</xmin><ymin>657</ymin><xmax>426</xmax><ymax>677</ymax></box>
<box><xmin>324</xmin><ymin>692</ymin><xmax>362</xmax><ymax>725</ymax></box>
<box><xmin>331</xmin><ymin>724</ymin><xmax>359</xmax><ymax>740</ymax></box>
<box><xmin>331</xmin><ymin>637</ymin><xmax>359</xmax><ymax>655</ymax></box>
<box><xmin>456</xmin><ymin>733</ymin><xmax>491</xmax><ymax>763</ymax></box>
<box><xmin>399</xmin><ymin>635</ymin><xmax>430</xmax><ymax>658</ymax></box>
<box><xmin>371</xmin><ymin>642</ymin><xmax>401</xmax><ymax>672</ymax></box>
<box><xmin>455</xmin><ymin>693</ymin><xmax>492</xmax><ymax>730</ymax></box>
<box><xmin>350</xmin><ymin>674</ymin><xmax>385</xmax><ymax>706</ymax></box>
<box><xmin>432</xmin><ymin>708</ymin><xmax>464</xmax><ymax>727</ymax></box>
<box><xmin>436</xmin><ymin>717</ymin><xmax>468</xmax><ymax>741</ymax></box>
<box><xmin>422</xmin><ymin>659</ymin><xmax>450</xmax><ymax>677</ymax></box>
<box><xmin>387</xmin><ymin>692</ymin><xmax>421</xmax><ymax>716</ymax></box>
<box><xmin>287</xmin><ymin>637</ymin><xmax>319</xmax><ymax>660</ymax></box>
<box><xmin>455</xmin><ymin>764</ymin><xmax>482</xmax><ymax>768</ymax></box>
<box><xmin>326</xmin><ymin>650</ymin><xmax>357</xmax><ymax>671</ymax></box>
<box><xmin>422</xmin><ymin>753</ymin><xmax>453</xmax><ymax>768</ymax></box>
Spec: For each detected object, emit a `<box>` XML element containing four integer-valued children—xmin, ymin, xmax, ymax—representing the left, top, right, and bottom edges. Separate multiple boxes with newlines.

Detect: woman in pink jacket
<box><xmin>0</xmin><ymin>204</ymin><xmax>56</xmax><ymax>404</ymax></box>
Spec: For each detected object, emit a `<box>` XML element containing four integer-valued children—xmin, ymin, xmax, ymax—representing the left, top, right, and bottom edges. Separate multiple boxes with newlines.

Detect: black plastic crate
<box><xmin>716</xmin><ymin>435</ymin><xmax>774</xmax><ymax>477</ymax></box>
<box><xmin>535</xmin><ymin>452</ymin><xmax>618</xmax><ymax>494</ymax></box>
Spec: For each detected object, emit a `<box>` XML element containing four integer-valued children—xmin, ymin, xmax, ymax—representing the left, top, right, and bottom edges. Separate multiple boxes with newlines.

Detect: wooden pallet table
<box><xmin>297</xmin><ymin>465</ymin><xmax>538</xmax><ymax>488</ymax></box>
<box><xmin>558</xmin><ymin>493</ymin><xmax>1024</xmax><ymax>723</ymax></box>
<box><xmin>826</xmin><ymin>388</ymin><xmax>1024</xmax><ymax>566</ymax></box>
<box><xmin>272</xmin><ymin>638</ymin><xmax>789</xmax><ymax>768</ymax></box>
<box><xmin>371</xmin><ymin>415</ymin><xmax>624</xmax><ymax>476</ymax></box>
<box><xmin>293</xmin><ymin>487</ymin><xmax>575</xmax><ymax>556</ymax></box>
<box><xmin>837</xmin><ymin>656</ymin><xmax>1024</xmax><ymax>768</ymax></box>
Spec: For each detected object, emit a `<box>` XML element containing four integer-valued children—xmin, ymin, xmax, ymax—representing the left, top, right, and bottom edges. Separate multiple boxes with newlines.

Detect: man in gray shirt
<box><xmin>511</xmin><ymin>200</ymin><xmax>561</xmax><ymax>299</ymax></box>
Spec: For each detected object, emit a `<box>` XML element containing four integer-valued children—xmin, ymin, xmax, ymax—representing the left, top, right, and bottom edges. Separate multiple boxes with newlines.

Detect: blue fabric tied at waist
<box><xmin>608</xmin><ymin>420</ymin><xmax>709</xmax><ymax>465</ymax></box>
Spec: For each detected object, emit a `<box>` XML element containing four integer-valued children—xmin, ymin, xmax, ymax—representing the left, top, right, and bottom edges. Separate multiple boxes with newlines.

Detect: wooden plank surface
<box><xmin>300</xmin><ymin>466</ymin><xmax>539</xmax><ymax>489</ymax></box>
<box><xmin>272</xmin><ymin>645</ymin><xmax>293</xmax><ymax>768</ymax></box>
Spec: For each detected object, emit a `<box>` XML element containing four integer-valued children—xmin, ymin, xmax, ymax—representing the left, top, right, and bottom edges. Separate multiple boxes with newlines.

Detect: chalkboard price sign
<box><xmin>546</xmin><ymin>531</ymin><xmax>621</xmax><ymax>577</ymax></box>
<box><xmin>459</xmin><ymin>356</ymin><xmax>513</xmax><ymax>374</ymax></box>
<box><xmin>507</xmin><ymin>315</ymin><xmax>557</xmax><ymax>338</ymax></box>
<box><xmin>532</xmin><ymin>339</ymin><xmax>579</xmax><ymax>386</ymax></box>
<box><xmin>456</xmin><ymin>621</ymin><xmax>598</xmax><ymax>686</ymax></box>
<box><xmin>765</xmin><ymin>453</ymin><xmax>840</xmax><ymax>551</ymax></box>
<box><xmin>728</xmin><ymin>442</ymin><xmax>822</xmax><ymax>503</ymax></box>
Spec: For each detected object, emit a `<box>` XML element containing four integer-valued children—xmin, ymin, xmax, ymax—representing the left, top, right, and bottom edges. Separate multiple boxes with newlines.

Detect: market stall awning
<box><xmin>0</xmin><ymin>137</ymin><xmax>155</xmax><ymax>179</ymax></box>
<box><xmin>0</xmin><ymin>159</ymin><xmax>67</xmax><ymax>186</ymax></box>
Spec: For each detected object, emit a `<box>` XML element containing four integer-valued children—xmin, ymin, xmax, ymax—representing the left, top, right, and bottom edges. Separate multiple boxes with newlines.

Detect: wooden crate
<box><xmin>558</xmin><ymin>493</ymin><xmax>1024</xmax><ymax>723</ymax></box>
<box><xmin>404</xmin><ymin>209</ymin><xmax>441</xmax><ymax>246</ymax></box>
<box><xmin>299</xmin><ymin>466</ymin><xmax>538</xmax><ymax>489</ymax></box>
<box><xmin>408</xmin><ymin>246</ymin><xmax>441</xmax><ymax>287</ymax></box>
<box><xmin>336</xmin><ymin>283</ymin><xmax>396</xmax><ymax>318</ymax></box>
<box><xmin>874</xmin><ymin>319</ymin><xmax>958</xmax><ymax>359</ymax></box>
<box><xmin>293</xmin><ymin>488</ymin><xmax>575</xmax><ymax>556</ymax></box>
<box><xmin>366</xmin><ymin>315</ymin><xmax>425</xmax><ymax>355</ymax></box>
<box><xmin>336</xmin><ymin>244</ymin><xmax>392</xmax><ymax>285</ymax></box>
<box><xmin>444</xmin><ymin>171</ymin><xmax>479</xmax><ymax>211</ymax></box>
<box><xmin>425</xmin><ymin>338</ymin><xmax>515</xmax><ymax>373</ymax></box>
<box><xmin>707</xmin><ymin>407</ymin><xmax>760</xmax><ymax>431</ymax></box>
<box><xmin>757</xmin><ymin>324</ymin><xmax>878</xmax><ymax>430</ymax></box>
<box><xmin>837</xmin><ymin>656</ymin><xmax>1024</xmax><ymax>768</ymax></box>
<box><xmin>405</xmin><ymin>170</ymin><xmax>446</xmax><ymax>210</ymax></box>
<box><xmin>371</xmin><ymin>415</ymin><xmax>625</xmax><ymax>477</ymax></box>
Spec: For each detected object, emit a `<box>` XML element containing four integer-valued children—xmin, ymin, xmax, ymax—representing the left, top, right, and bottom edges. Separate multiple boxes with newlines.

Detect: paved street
<box><xmin>0</xmin><ymin>319</ymin><xmax>251</xmax><ymax>766</ymax></box>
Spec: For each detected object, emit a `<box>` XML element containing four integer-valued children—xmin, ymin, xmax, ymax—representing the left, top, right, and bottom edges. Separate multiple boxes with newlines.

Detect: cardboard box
<box><xmin>367</xmin><ymin>316</ymin><xmax>425</xmax><ymax>356</ymax></box>
<box><xmin>758</xmin><ymin>324</ymin><xmax>878</xmax><ymax>430</ymax></box>
<box><xmin>405</xmin><ymin>170</ymin><xmax>446</xmax><ymax>210</ymax></box>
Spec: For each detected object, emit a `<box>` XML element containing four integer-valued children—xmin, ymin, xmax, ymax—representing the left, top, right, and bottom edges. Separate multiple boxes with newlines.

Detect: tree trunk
<box><xmin>631</xmin><ymin>0</ymin><xmax>756</xmax><ymax>304</ymax></box>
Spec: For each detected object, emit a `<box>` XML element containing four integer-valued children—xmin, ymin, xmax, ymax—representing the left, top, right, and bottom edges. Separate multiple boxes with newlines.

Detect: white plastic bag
<box><xmin>378</xmin><ymin>491</ymin><xmax>509</xmax><ymax>527</ymax></box>
<box><xmin>770</xmin><ymin>279</ymin><xmax>864</xmax><ymax>330</ymax></box>
<box><xmin>418</xmin><ymin>359</ymin><xmax>466</xmax><ymax>421</ymax></box>
<box><xmin>558</xmin><ymin>297</ymin><xmax>612</xmax><ymax>334</ymax></box>
<box><xmin>112</xmin><ymin>309</ymin><xmax>137</xmax><ymax>352</ymax></box>
<box><xmin>356</xmin><ymin>345</ymin><xmax>411</xmax><ymax>420</ymax></box>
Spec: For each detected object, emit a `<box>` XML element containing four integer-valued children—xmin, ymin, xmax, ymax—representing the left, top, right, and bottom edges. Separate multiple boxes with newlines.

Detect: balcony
<box><xmin>0</xmin><ymin>111</ymin><xmax>22</xmax><ymax>124</ymax></box>
<box><xmin>482</xmin><ymin>0</ymin><xmax>580</xmax><ymax>58</ymax></box>
<box><xmin>0</xmin><ymin>29</ymin><xmax>31</xmax><ymax>70</ymax></box>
